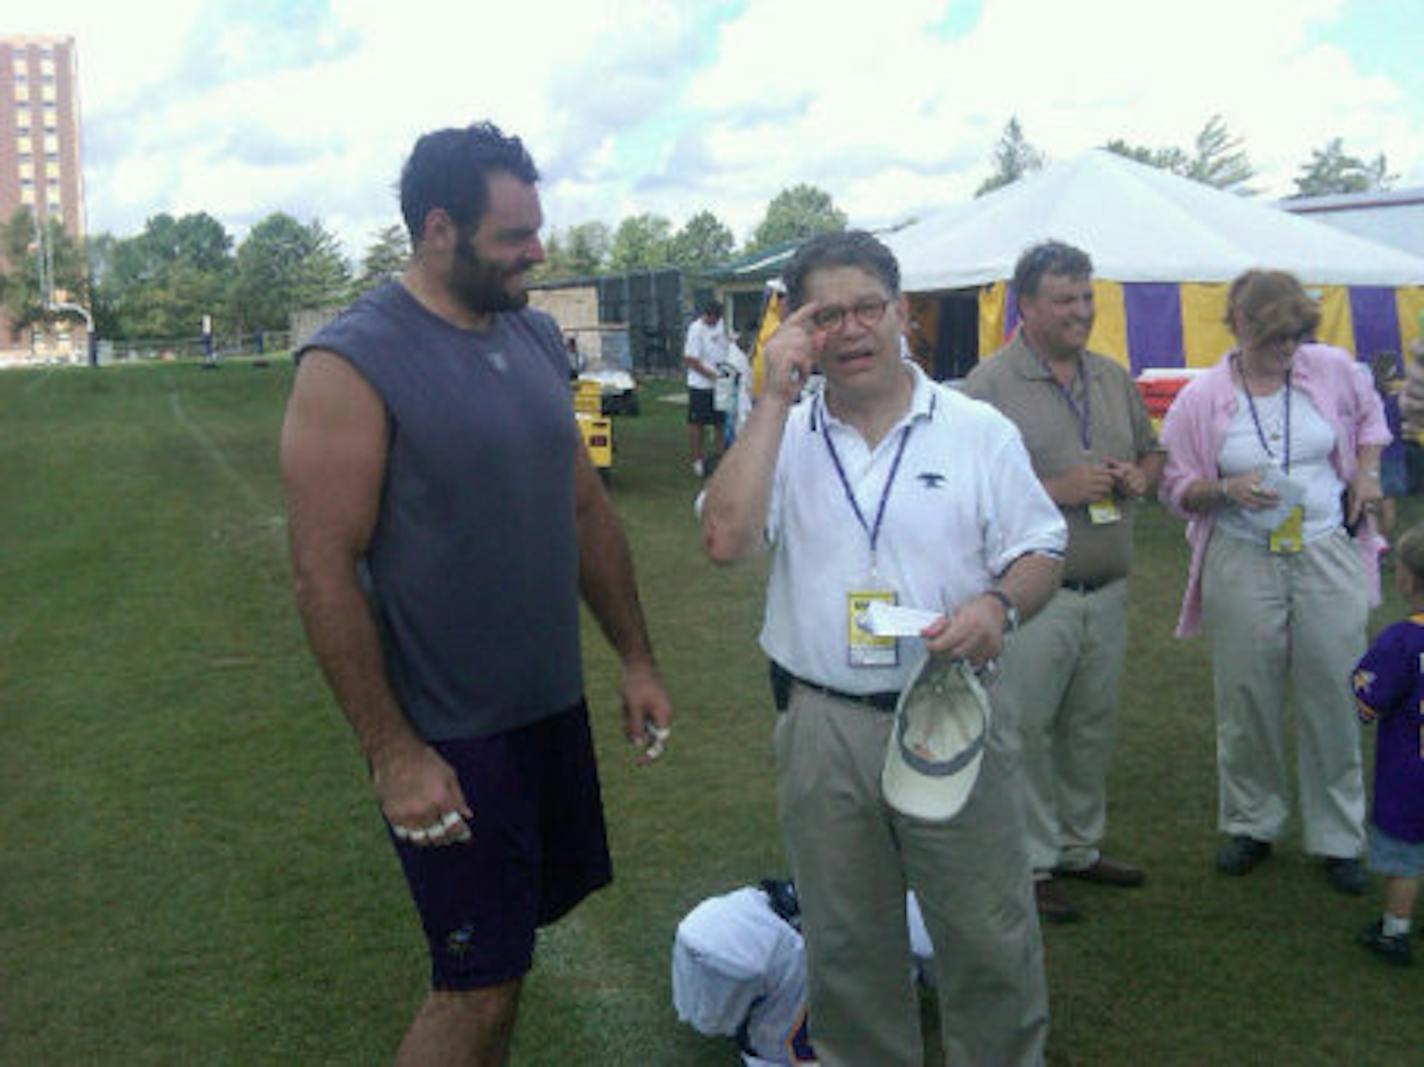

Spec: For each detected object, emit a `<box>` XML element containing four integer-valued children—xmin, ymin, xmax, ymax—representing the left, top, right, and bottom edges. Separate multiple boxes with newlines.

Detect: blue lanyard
<box><xmin>1235</xmin><ymin>353</ymin><xmax>1292</xmax><ymax>473</ymax></box>
<box><xmin>819</xmin><ymin>397</ymin><xmax>917</xmax><ymax>570</ymax></box>
<box><xmin>1036</xmin><ymin>354</ymin><xmax>1091</xmax><ymax>450</ymax></box>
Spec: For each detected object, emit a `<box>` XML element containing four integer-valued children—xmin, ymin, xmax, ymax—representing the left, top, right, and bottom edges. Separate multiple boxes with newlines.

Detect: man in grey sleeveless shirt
<box><xmin>281</xmin><ymin>122</ymin><xmax>673</xmax><ymax>1066</ymax></box>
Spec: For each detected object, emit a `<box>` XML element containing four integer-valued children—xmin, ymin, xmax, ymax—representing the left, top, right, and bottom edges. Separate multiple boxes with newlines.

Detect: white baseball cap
<box><xmin>881</xmin><ymin>654</ymin><xmax>991</xmax><ymax>822</ymax></box>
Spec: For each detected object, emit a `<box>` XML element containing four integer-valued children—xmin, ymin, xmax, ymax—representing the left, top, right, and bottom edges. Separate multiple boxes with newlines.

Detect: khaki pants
<box><xmin>994</xmin><ymin>580</ymin><xmax>1129</xmax><ymax>875</ymax></box>
<box><xmin>774</xmin><ymin>684</ymin><xmax>1049</xmax><ymax>1067</ymax></box>
<box><xmin>1201</xmin><ymin>529</ymin><xmax>1367</xmax><ymax>857</ymax></box>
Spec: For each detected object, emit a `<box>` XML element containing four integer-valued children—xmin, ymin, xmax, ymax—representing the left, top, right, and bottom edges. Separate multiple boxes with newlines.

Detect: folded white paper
<box><xmin>858</xmin><ymin>601</ymin><xmax>943</xmax><ymax>637</ymax></box>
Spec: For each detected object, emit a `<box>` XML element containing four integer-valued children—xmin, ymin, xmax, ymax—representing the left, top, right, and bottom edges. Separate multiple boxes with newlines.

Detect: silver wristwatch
<box><xmin>984</xmin><ymin>589</ymin><xmax>1019</xmax><ymax>633</ymax></box>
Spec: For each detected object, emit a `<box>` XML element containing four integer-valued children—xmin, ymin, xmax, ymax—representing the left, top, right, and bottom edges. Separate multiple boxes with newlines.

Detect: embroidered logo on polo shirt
<box><xmin>916</xmin><ymin>471</ymin><xmax>947</xmax><ymax>489</ymax></box>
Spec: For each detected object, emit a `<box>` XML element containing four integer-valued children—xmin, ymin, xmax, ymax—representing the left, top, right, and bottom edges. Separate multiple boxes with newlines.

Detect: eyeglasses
<box><xmin>1260</xmin><ymin>330</ymin><xmax>1308</xmax><ymax>349</ymax></box>
<box><xmin>809</xmin><ymin>297</ymin><xmax>890</xmax><ymax>333</ymax></box>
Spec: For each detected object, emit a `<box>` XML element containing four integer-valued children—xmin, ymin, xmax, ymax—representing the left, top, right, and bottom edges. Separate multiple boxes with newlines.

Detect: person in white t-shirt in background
<box><xmin>686</xmin><ymin>300</ymin><xmax>731</xmax><ymax>476</ymax></box>
<box><xmin>716</xmin><ymin>329</ymin><xmax>755</xmax><ymax>445</ymax></box>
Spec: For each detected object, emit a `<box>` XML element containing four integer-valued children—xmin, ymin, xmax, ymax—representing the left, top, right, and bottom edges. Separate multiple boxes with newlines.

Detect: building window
<box><xmin>18</xmin><ymin>152</ymin><xmax>30</xmax><ymax>163</ymax></box>
<box><xmin>14</xmin><ymin>71</ymin><xmax>25</xmax><ymax>83</ymax></box>
<box><xmin>42</xmin><ymin>73</ymin><xmax>54</xmax><ymax>84</ymax></box>
<box><xmin>20</xmin><ymin>176</ymin><xmax>33</xmax><ymax>187</ymax></box>
<box><xmin>45</xmin><ymin>152</ymin><xmax>57</xmax><ymax>162</ymax></box>
<box><xmin>20</xmin><ymin>189</ymin><xmax>34</xmax><ymax>205</ymax></box>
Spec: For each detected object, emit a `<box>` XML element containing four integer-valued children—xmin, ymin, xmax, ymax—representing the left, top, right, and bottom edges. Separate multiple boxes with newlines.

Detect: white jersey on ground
<box><xmin>672</xmin><ymin>886</ymin><xmax>934</xmax><ymax>1065</ymax></box>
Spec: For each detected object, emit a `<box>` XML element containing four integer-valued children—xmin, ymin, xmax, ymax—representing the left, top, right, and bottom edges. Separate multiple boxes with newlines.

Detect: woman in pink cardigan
<box><xmin>1159</xmin><ymin>270</ymin><xmax>1389</xmax><ymax>895</ymax></box>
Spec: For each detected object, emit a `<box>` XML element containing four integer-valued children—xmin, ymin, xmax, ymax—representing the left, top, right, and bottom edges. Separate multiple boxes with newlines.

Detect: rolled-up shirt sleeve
<box><xmin>982</xmin><ymin>420</ymin><xmax>1067</xmax><ymax>575</ymax></box>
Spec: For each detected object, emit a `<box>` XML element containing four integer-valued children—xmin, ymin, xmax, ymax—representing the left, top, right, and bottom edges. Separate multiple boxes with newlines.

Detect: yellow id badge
<box><xmin>1268</xmin><ymin>505</ymin><xmax>1304</xmax><ymax>554</ymax></box>
<box><xmin>1088</xmin><ymin>495</ymin><xmax>1122</xmax><ymax>525</ymax></box>
<box><xmin>847</xmin><ymin>589</ymin><xmax>899</xmax><ymax>668</ymax></box>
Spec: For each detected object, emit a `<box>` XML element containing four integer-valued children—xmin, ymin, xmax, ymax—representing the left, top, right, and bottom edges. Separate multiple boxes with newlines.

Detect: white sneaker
<box><xmin>691</xmin><ymin>459</ymin><xmax>704</xmax><ymax>477</ymax></box>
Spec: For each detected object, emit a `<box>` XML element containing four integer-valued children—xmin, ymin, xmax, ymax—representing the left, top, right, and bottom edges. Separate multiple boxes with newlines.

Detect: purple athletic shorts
<box><xmin>387</xmin><ymin>700</ymin><xmax>612</xmax><ymax>990</ymax></box>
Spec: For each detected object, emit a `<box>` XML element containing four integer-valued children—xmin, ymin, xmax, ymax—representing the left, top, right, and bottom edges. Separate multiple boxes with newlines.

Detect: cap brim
<box><xmin>882</xmin><ymin>655</ymin><xmax>990</xmax><ymax>822</ymax></box>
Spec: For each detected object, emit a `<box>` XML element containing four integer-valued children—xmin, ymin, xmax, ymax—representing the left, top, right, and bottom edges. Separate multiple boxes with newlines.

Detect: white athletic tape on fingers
<box><xmin>392</xmin><ymin>825</ymin><xmax>413</xmax><ymax>841</ymax></box>
<box><xmin>439</xmin><ymin>811</ymin><xmax>462</xmax><ymax>831</ymax></box>
<box><xmin>644</xmin><ymin>724</ymin><xmax>671</xmax><ymax>760</ymax></box>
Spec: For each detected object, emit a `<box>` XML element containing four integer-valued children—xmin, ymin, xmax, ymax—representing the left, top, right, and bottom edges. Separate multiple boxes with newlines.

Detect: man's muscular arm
<box><xmin>281</xmin><ymin>350</ymin><xmax>470</xmax><ymax>845</ymax></box>
<box><xmin>573</xmin><ymin>442</ymin><xmax>673</xmax><ymax>762</ymax></box>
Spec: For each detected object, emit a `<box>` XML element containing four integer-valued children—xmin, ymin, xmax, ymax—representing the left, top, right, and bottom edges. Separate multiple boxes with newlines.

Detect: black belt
<box><xmin>769</xmin><ymin>661</ymin><xmax>898</xmax><ymax>713</ymax></box>
<box><xmin>1062</xmin><ymin>577</ymin><xmax>1117</xmax><ymax>594</ymax></box>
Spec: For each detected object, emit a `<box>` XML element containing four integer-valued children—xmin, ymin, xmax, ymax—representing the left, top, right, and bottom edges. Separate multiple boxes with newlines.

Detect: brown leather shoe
<box><xmin>1055</xmin><ymin>856</ymin><xmax>1146</xmax><ymax>888</ymax></box>
<box><xmin>1034</xmin><ymin>878</ymin><xmax>1082</xmax><ymax>923</ymax></box>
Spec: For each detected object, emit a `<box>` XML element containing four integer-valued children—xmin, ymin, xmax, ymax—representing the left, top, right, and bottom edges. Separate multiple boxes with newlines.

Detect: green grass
<box><xmin>2</xmin><ymin>361</ymin><xmax>1421</xmax><ymax>1065</ymax></box>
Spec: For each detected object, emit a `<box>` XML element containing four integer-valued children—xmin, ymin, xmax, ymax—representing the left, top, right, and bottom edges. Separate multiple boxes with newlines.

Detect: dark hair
<box><xmin>783</xmin><ymin>230</ymin><xmax>899</xmax><ymax>310</ymax></box>
<box><xmin>399</xmin><ymin>121</ymin><xmax>539</xmax><ymax>247</ymax></box>
<box><xmin>1012</xmin><ymin>240</ymin><xmax>1093</xmax><ymax>302</ymax></box>
<box><xmin>1371</xmin><ymin>350</ymin><xmax>1401</xmax><ymax>390</ymax></box>
<box><xmin>1397</xmin><ymin>522</ymin><xmax>1424</xmax><ymax>584</ymax></box>
<box><xmin>702</xmin><ymin>299</ymin><xmax>723</xmax><ymax>318</ymax></box>
<box><xmin>1224</xmin><ymin>270</ymin><xmax>1320</xmax><ymax>341</ymax></box>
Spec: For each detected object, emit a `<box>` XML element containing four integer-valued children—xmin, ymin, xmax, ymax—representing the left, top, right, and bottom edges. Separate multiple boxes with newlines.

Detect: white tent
<box><xmin>881</xmin><ymin>151</ymin><xmax>1424</xmax><ymax>372</ymax></box>
<box><xmin>888</xmin><ymin>150</ymin><xmax>1424</xmax><ymax>289</ymax></box>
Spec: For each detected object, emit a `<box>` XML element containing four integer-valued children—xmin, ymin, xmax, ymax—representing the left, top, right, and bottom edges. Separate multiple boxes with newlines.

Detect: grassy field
<box><xmin>2</xmin><ymin>359</ymin><xmax>1422</xmax><ymax>1065</ymax></box>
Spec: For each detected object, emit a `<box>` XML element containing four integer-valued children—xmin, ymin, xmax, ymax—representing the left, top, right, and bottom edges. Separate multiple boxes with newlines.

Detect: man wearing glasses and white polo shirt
<box><xmin>703</xmin><ymin>230</ymin><xmax>1065</xmax><ymax>1066</ymax></box>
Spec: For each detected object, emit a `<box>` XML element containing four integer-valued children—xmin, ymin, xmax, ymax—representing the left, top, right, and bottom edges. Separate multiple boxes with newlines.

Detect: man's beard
<box><xmin>449</xmin><ymin>240</ymin><xmax>531</xmax><ymax>314</ymax></box>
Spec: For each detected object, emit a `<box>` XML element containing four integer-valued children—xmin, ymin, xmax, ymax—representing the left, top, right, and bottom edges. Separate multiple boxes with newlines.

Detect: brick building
<box><xmin>0</xmin><ymin>34</ymin><xmax>87</xmax><ymax>362</ymax></box>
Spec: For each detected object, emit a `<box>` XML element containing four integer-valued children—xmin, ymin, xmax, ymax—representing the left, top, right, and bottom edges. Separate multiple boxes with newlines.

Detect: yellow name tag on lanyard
<box><xmin>1268</xmin><ymin>505</ymin><xmax>1304</xmax><ymax>554</ymax></box>
<box><xmin>1088</xmin><ymin>496</ymin><xmax>1122</xmax><ymax>524</ymax></box>
<box><xmin>847</xmin><ymin>589</ymin><xmax>899</xmax><ymax>668</ymax></box>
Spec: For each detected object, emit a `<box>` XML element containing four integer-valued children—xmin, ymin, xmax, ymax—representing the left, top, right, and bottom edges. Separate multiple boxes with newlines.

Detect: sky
<box><xmin>19</xmin><ymin>0</ymin><xmax>1424</xmax><ymax>263</ymax></box>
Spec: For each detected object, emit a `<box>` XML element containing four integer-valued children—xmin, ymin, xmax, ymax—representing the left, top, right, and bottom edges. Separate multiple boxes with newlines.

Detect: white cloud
<box><xmin>22</xmin><ymin>0</ymin><xmax>1424</xmax><ymax>261</ymax></box>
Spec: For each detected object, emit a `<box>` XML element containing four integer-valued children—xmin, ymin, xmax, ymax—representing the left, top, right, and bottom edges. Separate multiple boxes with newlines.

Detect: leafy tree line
<box><xmin>532</xmin><ymin>185</ymin><xmax>846</xmax><ymax>281</ymax></box>
<box><xmin>0</xmin><ymin>182</ymin><xmax>850</xmax><ymax>343</ymax></box>
<box><xmin>977</xmin><ymin>115</ymin><xmax>1401</xmax><ymax>200</ymax></box>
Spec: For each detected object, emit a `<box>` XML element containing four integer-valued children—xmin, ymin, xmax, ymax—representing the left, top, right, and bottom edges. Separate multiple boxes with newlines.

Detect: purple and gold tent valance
<box><xmin>978</xmin><ymin>280</ymin><xmax>1424</xmax><ymax>373</ymax></box>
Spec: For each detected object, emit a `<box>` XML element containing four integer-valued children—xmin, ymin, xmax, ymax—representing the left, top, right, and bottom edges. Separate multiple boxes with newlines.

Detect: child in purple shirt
<box><xmin>1351</xmin><ymin>521</ymin><xmax>1424</xmax><ymax>966</ymax></box>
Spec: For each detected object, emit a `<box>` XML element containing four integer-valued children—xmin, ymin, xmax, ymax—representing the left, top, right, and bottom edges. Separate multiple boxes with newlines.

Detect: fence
<box><xmin>101</xmin><ymin>330</ymin><xmax>293</xmax><ymax>364</ymax></box>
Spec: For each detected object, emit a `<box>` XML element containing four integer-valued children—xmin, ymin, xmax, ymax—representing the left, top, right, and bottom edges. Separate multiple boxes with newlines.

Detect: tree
<box><xmin>351</xmin><ymin>223</ymin><xmax>409</xmax><ymax>295</ymax></box>
<box><xmin>1290</xmin><ymin>138</ymin><xmax>1398</xmax><ymax>198</ymax></box>
<box><xmin>565</xmin><ymin>221</ymin><xmax>611</xmax><ymax>275</ymax></box>
<box><xmin>94</xmin><ymin>212</ymin><xmax>234</xmax><ymax>338</ymax></box>
<box><xmin>1185</xmin><ymin>115</ymin><xmax>1254</xmax><ymax>192</ymax></box>
<box><xmin>747</xmin><ymin>184</ymin><xmax>847</xmax><ymax>252</ymax></box>
<box><xmin>1105</xmin><ymin>115</ymin><xmax>1255</xmax><ymax>193</ymax></box>
<box><xmin>533</xmin><ymin>220</ymin><xmax>609</xmax><ymax>280</ymax></box>
<box><xmin>0</xmin><ymin>207</ymin><xmax>89</xmax><ymax>340</ymax></box>
<box><xmin>229</xmin><ymin>213</ymin><xmax>351</xmax><ymax>332</ymax></box>
<box><xmin>669</xmin><ymin>210</ymin><xmax>735</xmax><ymax>271</ymax></box>
<box><xmin>607</xmin><ymin>213</ymin><xmax>673</xmax><ymax>271</ymax></box>
<box><xmin>975</xmin><ymin>118</ymin><xmax>1046</xmax><ymax>197</ymax></box>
